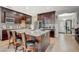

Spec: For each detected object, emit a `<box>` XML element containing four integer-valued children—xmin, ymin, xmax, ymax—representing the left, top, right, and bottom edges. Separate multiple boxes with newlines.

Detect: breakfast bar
<box><xmin>10</xmin><ymin>28</ymin><xmax>50</xmax><ymax>52</ymax></box>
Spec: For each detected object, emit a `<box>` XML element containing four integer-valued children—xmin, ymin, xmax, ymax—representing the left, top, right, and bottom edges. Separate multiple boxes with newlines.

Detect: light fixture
<box><xmin>59</xmin><ymin>13</ymin><xmax>74</xmax><ymax>17</ymax></box>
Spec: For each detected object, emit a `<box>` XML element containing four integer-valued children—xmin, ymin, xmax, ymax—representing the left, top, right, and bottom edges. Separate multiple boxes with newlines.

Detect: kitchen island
<box><xmin>10</xmin><ymin>28</ymin><xmax>50</xmax><ymax>52</ymax></box>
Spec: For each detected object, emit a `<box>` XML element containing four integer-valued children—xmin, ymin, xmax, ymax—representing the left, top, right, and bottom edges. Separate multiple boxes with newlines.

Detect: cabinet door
<box><xmin>1</xmin><ymin>9</ymin><xmax>6</xmax><ymax>23</ymax></box>
<box><xmin>1</xmin><ymin>8</ymin><xmax>15</xmax><ymax>23</ymax></box>
<box><xmin>14</xmin><ymin>14</ymin><xmax>20</xmax><ymax>23</ymax></box>
<box><xmin>2</xmin><ymin>30</ymin><xmax>8</xmax><ymax>41</ymax></box>
<box><xmin>50</xmin><ymin>30</ymin><xmax>54</xmax><ymax>37</ymax></box>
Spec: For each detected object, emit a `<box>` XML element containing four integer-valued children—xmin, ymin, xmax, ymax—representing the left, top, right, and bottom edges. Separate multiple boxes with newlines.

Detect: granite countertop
<box><xmin>11</xmin><ymin>28</ymin><xmax>50</xmax><ymax>36</ymax></box>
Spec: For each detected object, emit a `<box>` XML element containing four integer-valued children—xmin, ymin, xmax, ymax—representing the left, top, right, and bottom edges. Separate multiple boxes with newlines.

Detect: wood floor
<box><xmin>0</xmin><ymin>34</ymin><xmax>79</xmax><ymax>52</ymax></box>
<box><xmin>46</xmin><ymin>34</ymin><xmax>79</xmax><ymax>52</ymax></box>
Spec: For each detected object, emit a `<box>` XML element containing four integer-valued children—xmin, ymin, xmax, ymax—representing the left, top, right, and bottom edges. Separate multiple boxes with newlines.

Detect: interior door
<box><xmin>65</xmin><ymin>20</ymin><xmax>72</xmax><ymax>34</ymax></box>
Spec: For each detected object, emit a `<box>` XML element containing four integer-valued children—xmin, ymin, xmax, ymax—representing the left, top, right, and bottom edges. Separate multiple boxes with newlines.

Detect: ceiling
<box><xmin>3</xmin><ymin>6</ymin><xmax>79</xmax><ymax>16</ymax></box>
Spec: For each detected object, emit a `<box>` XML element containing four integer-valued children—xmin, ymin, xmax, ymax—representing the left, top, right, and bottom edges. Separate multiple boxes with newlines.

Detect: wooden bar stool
<box><xmin>7</xmin><ymin>30</ymin><xmax>23</xmax><ymax>52</ymax></box>
<box><xmin>14</xmin><ymin>32</ymin><xmax>22</xmax><ymax>52</ymax></box>
<box><xmin>7</xmin><ymin>30</ymin><xmax>14</xmax><ymax>49</ymax></box>
<box><xmin>21</xmin><ymin>33</ymin><xmax>27</xmax><ymax>52</ymax></box>
<box><xmin>21</xmin><ymin>34</ymin><xmax>37</xmax><ymax>52</ymax></box>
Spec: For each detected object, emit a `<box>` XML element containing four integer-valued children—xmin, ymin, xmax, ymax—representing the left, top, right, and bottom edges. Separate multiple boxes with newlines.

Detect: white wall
<box><xmin>32</xmin><ymin>15</ymin><xmax>37</xmax><ymax>24</ymax></box>
<box><xmin>0</xmin><ymin>8</ymin><xmax>2</xmax><ymax>40</ymax></box>
<box><xmin>0</xmin><ymin>8</ymin><xmax>1</xmax><ymax>23</ymax></box>
<box><xmin>77</xmin><ymin>12</ymin><xmax>79</xmax><ymax>28</ymax></box>
<box><xmin>57</xmin><ymin>8</ymin><xmax>79</xmax><ymax>28</ymax></box>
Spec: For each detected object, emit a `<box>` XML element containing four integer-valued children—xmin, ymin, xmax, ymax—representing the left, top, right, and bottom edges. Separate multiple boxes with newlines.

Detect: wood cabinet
<box><xmin>1</xmin><ymin>7</ymin><xmax>14</xmax><ymax>23</ymax></box>
<box><xmin>2</xmin><ymin>30</ymin><xmax>8</xmax><ymax>41</ymax></box>
<box><xmin>0</xmin><ymin>7</ymin><xmax>32</xmax><ymax>40</ymax></box>
<box><xmin>38</xmin><ymin>11</ymin><xmax>55</xmax><ymax>20</ymax></box>
<box><xmin>75</xmin><ymin>28</ymin><xmax>79</xmax><ymax>44</ymax></box>
<box><xmin>1</xmin><ymin>7</ymin><xmax>32</xmax><ymax>24</ymax></box>
<box><xmin>38</xmin><ymin>11</ymin><xmax>55</xmax><ymax>37</ymax></box>
<box><xmin>50</xmin><ymin>29</ymin><xmax>55</xmax><ymax>37</ymax></box>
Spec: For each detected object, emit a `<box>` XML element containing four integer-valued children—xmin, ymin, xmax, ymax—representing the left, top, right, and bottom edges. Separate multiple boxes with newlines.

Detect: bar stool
<box><xmin>26</xmin><ymin>36</ymin><xmax>36</xmax><ymax>52</ymax></box>
<box><xmin>14</xmin><ymin>32</ymin><xmax>22</xmax><ymax>52</ymax></box>
<box><xmin>8</xmin><ymin>30</ymin><xmax>22</xmax><ymax>52</ymax></box>
<box><xmin>7</xmin><ymin>30</ymin><xmax>14</xmax><ymax>49</ymax></box>
<box><xmin>21</xmin><ymin>33</ymin><xmax>27</xmax><ymax>52</ymax></box>
<box><xmin>21</xmin><ymin>34</ymin><xmax>37</xmax><ymax>52</ymax></box>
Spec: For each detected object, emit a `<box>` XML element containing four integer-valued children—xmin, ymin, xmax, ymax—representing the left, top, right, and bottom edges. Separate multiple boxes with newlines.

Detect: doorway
<box><xmin>58</xmin><ymin>13</ymin><xmax>77</xmax><ymax>35</ymax></box>
<box><xmin>65</xmin><ymin>20</ymin><xmax>72</xmax><ymax>34</ymax></box>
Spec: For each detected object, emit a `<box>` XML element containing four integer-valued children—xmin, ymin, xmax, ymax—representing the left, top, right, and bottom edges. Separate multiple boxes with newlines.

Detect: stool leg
<box><xmin>23</xmin><ymin>48</ymin><xmax>24</xmax><ymax>52</ymax></box>
<box><xmin>23</xmin><ymin>48</ymin><xmax>25</xmax><ymax>52</ymax></box>
<box><xmin>7</xmin><ymin>30</ymin><xmax>11</xmax><ymax>49</ymax></box>
<box><xmin>8</xmin><ymin>40</ymin><xmax>10</xmax><ymax>49</ymax></box>
<box><xmin>15</xmin><ymin>46</ymin><xmax>18</xmax><ymax>52</ymax></box>
<box><xmin>8</xmin><ymin>40</ymin><xmax>14</xmax><ymax>49</ymax></box>
<box><xmin>8</xmin><ymin>43</ymin><xmax>10</xmax><ymax>49</ymax></box>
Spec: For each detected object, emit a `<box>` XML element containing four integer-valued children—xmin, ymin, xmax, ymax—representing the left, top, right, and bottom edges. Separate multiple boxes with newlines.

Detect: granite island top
<box><xmin>11</xmin><ymin>28</ymin><xmax>50</xmax><ymax>36</ymax></box>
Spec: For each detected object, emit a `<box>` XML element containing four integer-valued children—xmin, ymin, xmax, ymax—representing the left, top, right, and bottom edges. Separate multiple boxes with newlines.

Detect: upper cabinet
<box><xmin>0</xmin><ymin>7</ymin><xmax>32</xmax><ymax>24</ymax></box>
<box><xmin>38</xmin><ymin>11</ymin><xmax>55</xmax><ymax>20</ymax></box>
<box><xmin>1</xmin><ymin>7</ymin><xmax>15</xmax><ymax>23</ymax></box>
<box><xmin>37</xmin><ymin>11</ymin><xmax>56</xmax><ymax>29</ymax></box>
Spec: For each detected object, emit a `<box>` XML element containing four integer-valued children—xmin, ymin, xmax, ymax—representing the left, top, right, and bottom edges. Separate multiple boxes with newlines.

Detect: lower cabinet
<box><xmin>2</xmin><ymin>30</ymin><xmax>8</xmax><ymax>41</ymax></box>
<box><xmin>75</xmin><ymin>28</ymin><xmax>79</xmax><ymax>44</ymax></box>
<box><xmin>50</xmin><ymin>30</ymin><xmax>55</xmax><ymax>37</ymax></box>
